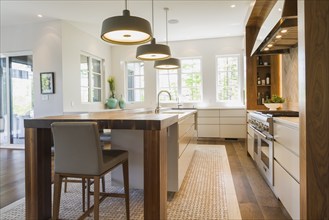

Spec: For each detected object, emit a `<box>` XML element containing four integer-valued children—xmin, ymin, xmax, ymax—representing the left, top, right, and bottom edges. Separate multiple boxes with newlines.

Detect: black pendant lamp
<box><xmin>154</xmin><ymin>8</ymin><xmax>181</xmax><ymax>69</ymax></box>
<box><xmin>101</xmin><ymin>0</ymin><xmax>153</xmax><ymax>45</ymax></box>
<box><xmin>136</xmin><ymin>0</ymin><xmax>171</xmax><ymax>61</ymax></box>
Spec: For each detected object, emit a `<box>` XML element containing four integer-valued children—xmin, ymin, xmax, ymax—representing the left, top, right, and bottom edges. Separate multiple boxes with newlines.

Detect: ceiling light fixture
<box><xmin>37</xmin><ymin>14</ymin><xmax>43</xmax><ymax>18</ymax></box>
<box><xmin>268</xmin><ymin>44</ymin><xmax>273</xmax><ymax>48</ymax></box>
<box><xmin>136</xmin><ymin>0</ymin><xmax>171</xmax><ymax>61</ymax></box>
<box><xmin>276</xmin><ymin>35</ymin><xmax>282</xmax><ymax>39</ymax></box>
<box><xmin>264</xmin><ymin>48</ymin><xmax>270</xmax><ymax>51</ymax></box>
<box><xmin>154</xmin><ymin>8</ymin><xmax>180</xmax><ymax>69</ymax></box>
<box><xmin>281</xmin><ymin>29</ymin><xmax>288</xmax><ymax>33</ymax></box>
<box><xmin>230</xmin><ymin>4</ymin><xmax>236</xmax><ymax>8</ymax></box>
<box><xmin>101</xmin><ymin>0</ymin><xmax>153</xmax><ymax>45</ymax></box>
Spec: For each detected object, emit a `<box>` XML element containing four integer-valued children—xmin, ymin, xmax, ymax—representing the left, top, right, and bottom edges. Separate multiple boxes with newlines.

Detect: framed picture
<box><xmin>40</xmin><ymin>72</ymin><xmax>55</xmax><ymax>94</ymax></box>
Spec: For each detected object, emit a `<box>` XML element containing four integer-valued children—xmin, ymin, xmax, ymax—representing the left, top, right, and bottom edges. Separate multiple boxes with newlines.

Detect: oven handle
<box><xmin>249</xmin><ymin>124</ymin><xmax>273</xmax><ymax>141</ymax></box>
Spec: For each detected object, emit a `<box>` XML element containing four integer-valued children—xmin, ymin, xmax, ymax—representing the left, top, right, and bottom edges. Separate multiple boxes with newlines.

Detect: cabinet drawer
<box><xmin>274</xmin><ymin>141</ymin><xmax>299</xmax><ymax>181</ymax></box>
<box><xmin>274</xmin><ymin>161</ymin><xmax>300</xmax><ymax>220</ymax></box>
<box><xmin>197</xmin><ymin>110</ymin><xmax>220</xmax><ymax>117</ymax></box>
<box><xmin>247</xmin><ymin>124</ymin><xmax>254</xmax><ymax>137</ymax></box>
<box><xmin>197</xmin><ymin>125</ymin><xmax>219</xmax><ymax>137</ymax></box>
<box><xmin>219</xmin><ymin>117</ymin><xmax>246</xmax><ymax>125</ymax></box>
<box><xmin>220</xmin><ymin>109</ymin><xmax>245</xmax><ymax>117</ymax></box>
<box><xmin>219</xmin><ymin>125</ymin><xmax>246</xmax><ymax>138</ymax></box>
<box><xmin>274</xmin><ymin>123</ymin><xmax>299</xmax><ymax>155</ymax></box>
<box><xmin>198</xmin><ymin>117</ymin><xmax>220</xmax><ymax>125</ymax></box>
<box><xmin>247</xmin><ymin>133</ymin><xmax>254</xmax><ymax>159</ymax></box>
<box><xmin>179</xmin><ymin>126</ymin><xmax>195</xmax><ymax>156</ymax></box>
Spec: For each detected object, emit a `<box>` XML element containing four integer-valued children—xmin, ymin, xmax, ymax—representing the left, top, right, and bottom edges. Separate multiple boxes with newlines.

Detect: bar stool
<box><xmin>51</xmin><ymin>122</ymin><xmax>130</xmax><ymax>220</ymax></box>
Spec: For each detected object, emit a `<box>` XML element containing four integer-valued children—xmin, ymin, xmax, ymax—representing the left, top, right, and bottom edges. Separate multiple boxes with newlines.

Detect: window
<box><xmin>126</xmin><ymin>61</ymin><xmax>144</xmax><ymax>102</ymax></box>
<box><xmin>80</xmin><ymin>54</ymin><xmax>103</xmax><ymax>103</ymax></box>
<box><xmin>157</xmin><ymin>58</ymin><xmax>202</xmax><ymax>102</ymax></box>
<box><xmin>216</xmin><ymin>55</ymin><xmax>240</xmax><ymax>102</ymax></box>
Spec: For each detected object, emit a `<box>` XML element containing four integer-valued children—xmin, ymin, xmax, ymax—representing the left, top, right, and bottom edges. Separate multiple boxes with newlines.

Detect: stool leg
<box><xmin>53</xmin><ymin>174</ymin><xmax>63</xmax><ymax>220</ymax></box>
<box><xmin>123</xmin><ymin>160</ymin><xmax>130</xmax><ymax>220</ymax></box>
<box><xmin>93</xmin><ymin>176</ymin><xmax>100</xmax><ymax>220</ymax></box>
<box><xmin>101</xmin><ymin>176</ymin><xmax>105</xmax><ymax>192</ymax></box>
<box><xmin>87</xmin><ymin>178</ymin><xmax>91</xmax><ymax>211</ymax></box>
<box><xmin>82</xmin><ymin>177</ymin><xmax>86</xmax><ymax>212</ymax></box>
<box><xmin>64</xmin><ymin>177</ymin><xmax>68</xmax><ymax>193</ymax></box>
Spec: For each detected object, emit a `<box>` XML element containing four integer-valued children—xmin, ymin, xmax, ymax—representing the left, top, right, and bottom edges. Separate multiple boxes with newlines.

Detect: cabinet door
<box><xmin>274</xmin><ymin>141</ymin><xmax>300</xmax><ymax>181</ymax></box>
<box><xmin>274</xmin><ymin>161</ymin><xmax>300</xmax><ymax>220</ymax></box>
<box><xmin>197</xmin><ymin>110</ymin><xmax>220</xmax><ymax>117</ymax></box>
<box><xmin>198</xmin><ymin>125</ymin><xmax>219</xmax><ymax>137</ymax></box>
<box><xmin>220</xmin><ymin>109</ymin><xmax>245</xmax><ymax>117</ymax></box>
<box><xmin>274</xmin><ymin>123</ymin><xmax>299</xmax><ymax>155</ymax></box>
<box><xmin>219</xmin><ymin>117</ymin><xmax>246</xmax><ymax>124</ymax></box>
<box><xmin>219</xmin><ymin>125</ymin><xmax>246</xmax><ymax>138</ymax></box>
<box><xmin>247</xmin><ymin>133</ymin><xmax>254</xmax><ymax>159</ymax></box>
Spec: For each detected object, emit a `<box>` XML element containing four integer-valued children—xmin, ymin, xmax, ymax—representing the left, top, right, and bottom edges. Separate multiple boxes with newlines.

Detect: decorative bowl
<box><xmin>264</xmin><ymin>103</ymin><xmax>282</xmax><ymax>111</ymax></box>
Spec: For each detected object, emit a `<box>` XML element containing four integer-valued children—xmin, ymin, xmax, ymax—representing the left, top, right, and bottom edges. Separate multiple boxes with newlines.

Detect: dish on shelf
<box><xmin>264</xmin><ymin>103</ymin><xmax>282</xmax><ymax>111</ymax></box>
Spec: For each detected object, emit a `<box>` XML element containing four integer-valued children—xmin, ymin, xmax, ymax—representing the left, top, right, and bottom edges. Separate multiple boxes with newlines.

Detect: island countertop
<box><xmin>24</xmin><ymin>110</ymin><xmax>179</xmax><ymax>130</ymax></box>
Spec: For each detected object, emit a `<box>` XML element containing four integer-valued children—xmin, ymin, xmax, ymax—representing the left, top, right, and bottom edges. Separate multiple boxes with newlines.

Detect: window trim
<box><xmin>125</xmin><ymin>61</ymin><xmax>145</xmax><ymax>104</ymax></box>
<box><xmin>157</xmin><ymin>57</ymin><xmax>203</xmax><ymax>103</ymax></box>
<box><xmin>215</xmin><ymin>54</ymin><xmax>242</xmax><ymax>104</ymax></box>
<box><xmin>80</xmin><ymin>52</ymin><xmax>104</xmax><ymax>104</ymax></box>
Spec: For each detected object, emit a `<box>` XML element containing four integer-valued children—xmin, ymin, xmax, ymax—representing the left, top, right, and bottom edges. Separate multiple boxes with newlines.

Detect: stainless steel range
<box><xmin>248</xmin><ymin>110</ymin><xmax>299</xmax><ymax>187</ymax></box>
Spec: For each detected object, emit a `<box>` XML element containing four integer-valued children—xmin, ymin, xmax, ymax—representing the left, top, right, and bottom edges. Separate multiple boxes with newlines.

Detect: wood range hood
<box><xmin>252</xmin><ymin>0</ymin><xmax>297</xmax><ymax>55</ymax></box>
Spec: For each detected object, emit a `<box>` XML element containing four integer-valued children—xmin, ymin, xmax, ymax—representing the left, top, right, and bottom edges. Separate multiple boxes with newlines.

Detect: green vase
<box><xmin>118</xmin><ymin>95</ymin><xmax>126</xmax><ymax>109</ymax></box>
<box><xmin>106</xmin><ymin>98</ymin><xmax>118</xmax><ymax>109</ymax></box>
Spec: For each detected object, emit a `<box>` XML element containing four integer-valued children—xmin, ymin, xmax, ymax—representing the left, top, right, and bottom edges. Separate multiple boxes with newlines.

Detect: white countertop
<box><xmin>274</xmin><ymin>117</ymin><xmax>299</xmax><ymax>128</ymax></box>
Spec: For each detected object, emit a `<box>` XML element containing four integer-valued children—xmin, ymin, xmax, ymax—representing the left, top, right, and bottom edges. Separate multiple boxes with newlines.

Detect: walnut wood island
<box><xmin>24</xmin><ymin>110</ymin><xmax>178</xmax><ymax>220</ymax></box>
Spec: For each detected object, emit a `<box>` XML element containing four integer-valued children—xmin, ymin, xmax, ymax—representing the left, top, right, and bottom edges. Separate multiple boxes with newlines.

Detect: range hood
<box><xmin>252</xmin><ymin>0</ymin><xmax>297</xmax><ymax>55</ymax></box>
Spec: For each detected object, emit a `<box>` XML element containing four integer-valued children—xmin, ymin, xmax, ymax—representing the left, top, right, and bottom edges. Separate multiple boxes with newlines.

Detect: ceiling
<box><xmin>1</xmin><ymin>0</ymin><xmax>255</xmax><ymax>44</ymax></box>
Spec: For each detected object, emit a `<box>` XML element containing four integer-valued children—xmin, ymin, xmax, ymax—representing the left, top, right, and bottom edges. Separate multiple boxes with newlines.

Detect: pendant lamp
<box><xmin>101</xmin><ymin>0</ymin><xmax>153</xmax><ymax>45</ymax></box>
<box><xmin>136</xmin><ymin>0</ymin><xmax>171</xmax><ymax>61</ymax></box>
<box><xmin>154</xmin><ymin>8</ymin><xmax>181</xmax><ymax>69</ymax></box>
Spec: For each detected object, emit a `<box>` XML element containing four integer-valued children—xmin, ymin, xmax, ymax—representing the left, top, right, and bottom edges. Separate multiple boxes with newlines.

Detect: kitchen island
<box><xmin>24</xmin><ymin>109</ymin><xmax>179</xmax><ymax>220</ymax></box>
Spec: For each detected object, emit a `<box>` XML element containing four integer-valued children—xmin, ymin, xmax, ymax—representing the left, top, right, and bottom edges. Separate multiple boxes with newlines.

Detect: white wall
<box><xmin>1</xmin><ymin>21</ymin><xmax>64</xmax><ymax>117</ymax></box>
<box><xmin>61</xmin><ymin>22</ymin><xmax>112</xmax><ymax>113</ymax></box>
<box><xmin>111</xmin><ymin>36</ymin><xmax>245</xmax><ymax>109</ymax></box>
<box><xmin>1</xmin><ymin>20</ymin><xmax>112</xmax><ymax>116</ymax></box>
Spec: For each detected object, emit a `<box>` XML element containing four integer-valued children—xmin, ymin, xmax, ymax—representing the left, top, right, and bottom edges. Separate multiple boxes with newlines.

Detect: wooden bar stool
<box><xmin>51</xmin><ymin>122</ymin><xmax>130</xmax><ymax>220</ymax></box>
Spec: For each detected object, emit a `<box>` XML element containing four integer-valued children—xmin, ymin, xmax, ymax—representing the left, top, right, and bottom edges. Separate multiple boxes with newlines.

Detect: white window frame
<box><xmin>125</xmin><ymin>61</ymin><xmax>145</xmax><ymax>103</ymax></box>
<box><xmin>157</xmin><ymin>57</ymin><xmax>203</xmax><ymax>103</ymax></box>
<box><xmin>215</xmin><ymin>54</ymin><xmax>242</xmax><ymax>104</ymax></box>
<box><xmin>80</xmin><ymin>53</ymin><xmax>104</xmax><ymax>103</ymax></box>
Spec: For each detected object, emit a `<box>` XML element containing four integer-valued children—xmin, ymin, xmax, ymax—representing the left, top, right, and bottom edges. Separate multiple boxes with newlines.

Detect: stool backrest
<box><xmin>51</xmin><ymin>122</ymin><xmax>103</xmax><ymax>175</ymax></box>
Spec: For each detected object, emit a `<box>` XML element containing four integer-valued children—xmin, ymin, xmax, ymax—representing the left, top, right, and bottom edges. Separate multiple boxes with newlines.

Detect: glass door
<box><xmin>0</xmin><ymin>54</ymin><xmax>33</xmax><ymax>145</ymax></box>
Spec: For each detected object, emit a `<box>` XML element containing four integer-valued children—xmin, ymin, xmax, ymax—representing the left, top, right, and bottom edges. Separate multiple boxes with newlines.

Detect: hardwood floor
<box><xmin>0</xmin><ymin>141</ymin><xmax>291</xmax><ymax>219</ymax></box>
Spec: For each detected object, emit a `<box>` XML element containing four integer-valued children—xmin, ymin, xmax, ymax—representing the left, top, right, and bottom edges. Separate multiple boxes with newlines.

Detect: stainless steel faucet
<box><xmin>155</xmin><ymin>90</ymin><xmax>172</xmax><ymax>113</ymax></box>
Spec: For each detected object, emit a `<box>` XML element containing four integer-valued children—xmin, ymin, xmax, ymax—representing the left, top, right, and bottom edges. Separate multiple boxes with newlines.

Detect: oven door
<box><xmin>253</xmin><ymin>128</ymin><xmax>274</xmax><ymax>186</ymax></box>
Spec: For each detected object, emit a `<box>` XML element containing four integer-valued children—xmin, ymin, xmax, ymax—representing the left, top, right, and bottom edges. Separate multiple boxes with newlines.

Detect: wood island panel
<box><xmin>24</xmin><ymin>111</ymin><xmax>177</xmax><ymax>220</ymax></box>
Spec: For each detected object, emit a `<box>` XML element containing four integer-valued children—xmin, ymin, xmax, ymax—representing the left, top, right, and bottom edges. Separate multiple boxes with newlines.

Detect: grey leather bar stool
<box><xmin>51</xmin><ymin>122</ymin><xmax>129</xmax><ymax>220</ymax></box>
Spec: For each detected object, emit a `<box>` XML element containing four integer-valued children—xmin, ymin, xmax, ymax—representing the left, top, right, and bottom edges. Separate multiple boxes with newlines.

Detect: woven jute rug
<box><xmin>0</xmin><ymin>145</ymin><xmax>241</xmax><ymax>220</ymax></box>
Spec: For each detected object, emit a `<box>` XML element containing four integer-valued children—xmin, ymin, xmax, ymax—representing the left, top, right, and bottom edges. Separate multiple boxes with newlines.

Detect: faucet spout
<box><xmin>155</xmin><ymin>90</ymin><xmax>172</xmax><ymax>113</ymax></box>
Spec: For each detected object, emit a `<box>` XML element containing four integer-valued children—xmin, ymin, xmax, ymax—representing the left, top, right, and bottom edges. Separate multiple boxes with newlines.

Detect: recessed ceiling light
<box><xmin>37</xmin><ymin>14</ymin><xmax>43</xmax><ymax>18</ymax></box>
<box><xmin>278</xmin><ymin>8</ymin><xmax>282</xmax><ymax>12</ymax></box>
<box><xmin>168</xmin><ymin>19</ymin><xmax>179</xmax><ymax>24</ymax></box>
<box><xmin>276</xmin><ymin>35</ymin><xmax>282</xmax><ymax>39</ymax></box>
<box><xmin>281</xmin><ymin>29</ymin><xmax>288</xmax><ymax>33</ymax></box>
<box><xmin>268</xmin><ymin>44</ymin><xmax>273</xmax><ymax>48</ymax></box>
<box><xmin>264</xmin><ymin>48</ymin><xmax>269</xmax><ymax>51</ymax></box>
<box><xmin>230</xmin><ymin>4</ymin><xmax>236</xmax><ymax>8</ymax></box>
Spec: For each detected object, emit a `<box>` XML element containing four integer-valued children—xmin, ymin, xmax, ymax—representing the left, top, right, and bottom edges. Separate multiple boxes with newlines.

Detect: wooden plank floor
<box><xmin>0</xmin><ymin>141</ymin><xmax>291</xmax><ymax>219</ymax></box>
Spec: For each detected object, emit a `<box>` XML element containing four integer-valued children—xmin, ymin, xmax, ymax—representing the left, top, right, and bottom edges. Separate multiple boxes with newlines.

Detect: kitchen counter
<box><xmin>274</xmin><ymin>117</ymin><xmax>299</xmax><ymax>128</ymax></box>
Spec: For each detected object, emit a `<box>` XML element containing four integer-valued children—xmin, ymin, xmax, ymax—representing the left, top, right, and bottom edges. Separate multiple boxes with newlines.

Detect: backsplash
<box><xmin>282</xmin><ymin>47</ymin><xmax>299</xmax><ymax>111</ymax></box>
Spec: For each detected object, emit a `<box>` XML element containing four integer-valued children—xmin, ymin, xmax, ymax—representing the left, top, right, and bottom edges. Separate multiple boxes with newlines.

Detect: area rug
<box><xmin>0</xmin><ymin>145</ymin><xmax>241</xmax><ymax>220</ymax></box>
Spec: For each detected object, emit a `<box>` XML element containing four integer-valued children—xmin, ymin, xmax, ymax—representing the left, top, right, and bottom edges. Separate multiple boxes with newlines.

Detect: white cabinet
<box><xmin>197</xmin><ymin>109</ymin><xmax>220</xmax><ymax>138</ymax></box>
<box><xmin>247</xmin><ymin>124</ymin><xmax>255</xmax><ymax>159</ymax></box>
<box><xmin>197</xmin><ymin>109</ymin><xmax>246</xmax><ymax>138</ymax></box>
<box><xmin>274</xmin><ymin>161</ymin><xmax>300</xmax><ymax>219</ymax></box>
<box><xmin>273</xmin><ymin>118</ymin><xmax>300</xmax><ymax>219</ymax></box>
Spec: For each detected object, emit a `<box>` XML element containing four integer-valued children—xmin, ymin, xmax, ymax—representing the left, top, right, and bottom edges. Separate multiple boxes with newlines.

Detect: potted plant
<box><xmin>264</xmin><ymin>95</ymin><xmax>285</xmax><ymax>110</ymax></box>
<box><xmin>106</xmin><ymin>76</ymin><xmax>118</xmax><ymax>109</ymax></box>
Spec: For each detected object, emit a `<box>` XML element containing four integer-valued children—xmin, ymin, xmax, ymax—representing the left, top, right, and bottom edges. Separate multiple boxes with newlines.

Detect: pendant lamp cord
<box><xmin>125</xmin><ymin>0</ymin><xmax>127</xmax><ymax>10</ymax></box>
<box><xmin>152</xmin><ymin>0</ymin><xmax>155</xmax><ymax>34</ymax></box>
<box><xmin>165</xmin><ymin>8</ymin><xmax>168</xmax><ymax>45</ymax></box>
